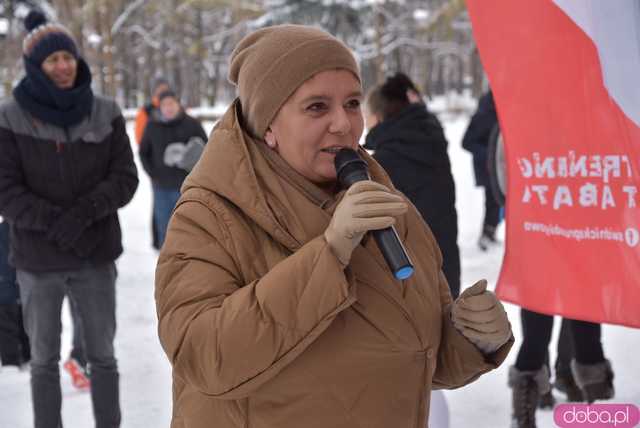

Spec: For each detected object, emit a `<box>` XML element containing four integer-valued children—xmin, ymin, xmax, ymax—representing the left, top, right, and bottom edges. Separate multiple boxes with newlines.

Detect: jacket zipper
<box><xmin>56</xmin><ymin>142</ymin><xmax>66</xmax><ymax>185</ymax></box>
<box><xmin>63</xmin><ymin>128</ymin><xmax>76</xmax><ymax>197</ymax></box>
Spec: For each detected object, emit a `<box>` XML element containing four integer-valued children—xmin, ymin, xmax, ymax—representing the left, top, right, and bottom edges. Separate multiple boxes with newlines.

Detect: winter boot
<box><xmin>554</xmin><ymin>359</ymin><xmax>584</xmax><ymax>402</ymax></box>
<box><xmin>63</xmin><ymin>357</ymin><xmax>90</xmax><ymax>390</ymax></box>
<box><xmin>508</xmin><ymin>366</ymin><xmax>551</xmax><ymax>428</ymax></box>
<box><xmin>570</xmin><ymin>359</ymin><xmax>614</xmax><ymax>403</ymax></box>
<box><xmin>478</xmin><ymin>225</ymin><xmax>498</xmax><ymax>251</ymax></box>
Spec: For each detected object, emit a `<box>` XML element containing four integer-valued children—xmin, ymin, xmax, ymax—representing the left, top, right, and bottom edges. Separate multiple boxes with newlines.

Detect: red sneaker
<box><xmin>63</xmin><ymin>358</ymin><xmax>90</xmax><ymax>390</ymax></box>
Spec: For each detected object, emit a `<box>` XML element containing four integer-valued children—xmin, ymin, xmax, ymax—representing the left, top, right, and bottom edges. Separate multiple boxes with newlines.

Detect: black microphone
<box><xmin>334</xmin><ymin>148</ymin><xmax>414</xmax><ymax>280</ymax></box>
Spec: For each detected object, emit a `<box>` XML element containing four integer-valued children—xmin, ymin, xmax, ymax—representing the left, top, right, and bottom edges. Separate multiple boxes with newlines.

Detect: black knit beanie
<box><xmin>22</xmin><ymin>10</ymin><xmax>78</xmax><ymax>66</ymax></box>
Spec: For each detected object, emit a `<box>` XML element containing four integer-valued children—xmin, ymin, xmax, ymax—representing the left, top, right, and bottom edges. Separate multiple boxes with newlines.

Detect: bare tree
<box><xmin>1</xmin><ymin>0</ymin><xmax>485</xmax><ymax>108</ymax></box>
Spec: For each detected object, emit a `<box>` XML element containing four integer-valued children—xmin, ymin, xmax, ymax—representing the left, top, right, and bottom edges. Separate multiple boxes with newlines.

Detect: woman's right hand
<box><xmin>324</xmin><ymin>180</ymin><xmax>408</xmax><ymax>265</ymax></box>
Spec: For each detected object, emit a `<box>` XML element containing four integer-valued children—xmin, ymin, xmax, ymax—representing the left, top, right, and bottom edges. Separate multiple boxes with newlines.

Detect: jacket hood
<box><xmin>364</xmin><ymin>103</ymin><xmax>450</xmax><ymax>168</ymax></box>
<box><xmin>183</xmin><ymin>100</ymin><xmax>396</xmax><ymax>251</ymax></box>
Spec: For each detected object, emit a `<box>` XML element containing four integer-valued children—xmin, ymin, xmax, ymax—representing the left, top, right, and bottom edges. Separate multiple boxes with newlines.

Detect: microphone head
<box><xmin>335</xmin><ymin>148</ymin><xmax>369</xmax><ymax>188</ymax></box>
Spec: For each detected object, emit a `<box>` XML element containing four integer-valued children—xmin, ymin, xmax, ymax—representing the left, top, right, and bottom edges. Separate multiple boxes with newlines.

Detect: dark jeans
<box><xmin>152</xmin><ymin>185</ymin><xmax>181</xmax><ymax>247</ymax></box>
<box><xmin>18</xmin><ymin>263</ymin><xmax>121</xmax><ymax>428</ymax></box>
<box><xmin>515</xmin><ymin>309</ymin><xmax>605</xmax><ymax>372</ymax></box>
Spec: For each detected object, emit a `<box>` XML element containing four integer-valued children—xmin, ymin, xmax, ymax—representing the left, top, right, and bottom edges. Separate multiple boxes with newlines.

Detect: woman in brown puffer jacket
<box><xmin>155</xmin><ymin>24</ymin><xmax>514</xmax><ymax>428</ymax></box>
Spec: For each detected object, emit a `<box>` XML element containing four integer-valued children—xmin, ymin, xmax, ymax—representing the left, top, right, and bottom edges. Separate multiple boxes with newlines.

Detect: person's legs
<box><xmin>428</xmin><ymin>219</ymin><xmax>461</xmax><ymax>299</ymax></box>
<box><xmin>478</xmin><ymin>186</ymin><xmax>501</xmax><ymax>250</ymax></box>
<box><xmin>484</xmin><ymin>185</ymin><xmax>501</xmax><ymax>231</ymax></box>
<box><xmin>0</xmin><ymin>302</ymin><xmax>30</xmax><ymax>366</ymax></box>
<box><xmin>67</xmin><ymin>262</ymin><xmax>120</xmax><ymax>428</ymax></box>
<box><xmin>152</xmin><ymin>185</ymin><xmax>181</xmax><ymax>247</ymax></box>
<box><xmin>439</xmin><ymin>239</ymin><xmax>461</xmax><ymax>299</ymax></box>
<box><xmin>516</xmin><ymin>310</ymin><xmax>554</xmax><ymax>371</ymax></box>
<box><xmin>568</xmin><ymin>320</ymin><xmax>613</xmax><ymax>403</ymax></box>
<box><xmin>553</xmin><ymin>318</ymin><xmax>583</xmax><ymax>401</ymax></box>
<box><xmin>510</xmin><ymin>309</ymin><xmax>554</xmax><ymax>428</ymax></box>
<box><xmin>17</xmin><ymin>269</ymin><xmax>66</xmax><ymax>428</ymax></box>
<box><xmin>556</xmin><ymin>318</ymin><xmax>573</xmax><ymax>370</ymax></box>
<box><xmin>569</xmin><ymin>320</ymin><xmax>604</xmax><ymax>364</ymax></box>
<box><xmin>63</xmin><ymin>296</ymin><xmax>90</xmax><ymax>390</ymax></box>
<box><xmin>68</xmin><ymin>296</ymin><xmax>87</xmax><ymax>368</ymax></box>
<box><xmin>0</xmin><ymin>222</ymin><xmax>29</xmax><ymax>366</ymax></box>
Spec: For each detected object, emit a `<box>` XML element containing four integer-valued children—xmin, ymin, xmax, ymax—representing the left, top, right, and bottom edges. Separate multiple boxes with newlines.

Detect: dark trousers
<box><xmin>515</xmin><ymin>309</ymin><xmax>605</xmax><ymax>372</ymax></box>
<box><xmin>68</xmin><ymin>297</ymin><xmax>87</xmax><ymax>368</ymax></box>
<box><xmin>0</xmin><ymin>303</ymin><xmax>30</xmax><ymax>366</ymax></box>
<box><xmin>430</xmin><ymin>221</ymin><xmax>461</xmax><ymax>299</ymax></box>
<box><xmin>483</xmin><ymin>186</ymin><xmax>501</xmax><ymax>230</ymax></box>
<box><xmin>0</xmin><ymin>221</ymin><xmax>30</xmax><ymax>366</ymax></box>
<box><xmin>18</xmin><ymin>263</ymin><xmax>121</xmax><ymax>428</ymax></box>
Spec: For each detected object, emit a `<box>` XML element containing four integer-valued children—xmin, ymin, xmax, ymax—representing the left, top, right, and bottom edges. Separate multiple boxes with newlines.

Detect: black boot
<box><xmin>570</xmin><ymin>359</ymin><xmax>614</xmax><ymax>403</ymax></box>
<box><xmin>509</xmin><ymin>366</ymin><xmax>550</xmax><ymax>428</ymax></box>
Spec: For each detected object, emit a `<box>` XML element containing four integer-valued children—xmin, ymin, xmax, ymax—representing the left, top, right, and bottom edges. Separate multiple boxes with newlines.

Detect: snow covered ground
<box><xmin>0</xmin><ymin>113</ymin><xmax>638</xmax><ymax>428</ymax></box>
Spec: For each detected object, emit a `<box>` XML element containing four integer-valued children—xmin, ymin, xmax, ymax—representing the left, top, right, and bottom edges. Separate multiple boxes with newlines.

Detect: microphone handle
<box><xmin>371</xmin><ymin>226</ymin><xmax>414</xmax><ymax>280</ymax></box>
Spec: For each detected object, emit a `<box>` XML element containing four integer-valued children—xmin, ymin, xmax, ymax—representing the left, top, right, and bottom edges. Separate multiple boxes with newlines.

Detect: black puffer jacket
<box><xmin>364</xmin><ymin>103</ymin><xmax>460</xmax><ymax>296</ymax></box>
<box><xmin>462</xmin><ymin>91</ymin><xmax>497</xmax><ymax>187</ymax></box>
<box><xmin>0</xmin><ymin>96</ymin><xmax>138</xmax><ymax>272</ymax></box>
<box><xmin>139</xmin><ymin>111</ymin><xmax>207</xmax><ymax>190</ymax></box>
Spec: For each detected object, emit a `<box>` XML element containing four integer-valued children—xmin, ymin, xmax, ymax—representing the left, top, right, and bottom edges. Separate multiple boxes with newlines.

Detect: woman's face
<box><xmin>265</xmin><ymin>69</ymin><xmax>364</xmax><ymax>184</ymax></box>
<box><xmin>41</xmin><ymin>50</ymin><xmax>77</xmax><ymax>89</ymax></box>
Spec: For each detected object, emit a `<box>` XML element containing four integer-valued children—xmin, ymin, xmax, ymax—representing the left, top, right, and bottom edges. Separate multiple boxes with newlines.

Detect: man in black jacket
<box><xmin>139</xmin><ymin>90</ymin><xmax>207</xmax><ymax>247</ymax></box>
<box><xmin>0</xmin><ymin>10</ymin><xmax>138</xmax><ymax>428</ymax></box>
<box><xmin>462</xmin><ymin>90</ymin><xmax>502</xmax><ymax>251</ymax></box>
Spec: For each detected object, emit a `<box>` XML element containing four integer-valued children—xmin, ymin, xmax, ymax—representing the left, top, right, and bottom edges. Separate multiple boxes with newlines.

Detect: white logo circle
<box><xmin>625</xmin><ymin>228</ymin><xmax>639</xmax><ymax>247</ymax></box>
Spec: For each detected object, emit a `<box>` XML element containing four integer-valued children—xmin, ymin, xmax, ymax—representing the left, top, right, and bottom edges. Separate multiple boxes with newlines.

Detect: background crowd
<box><xmin>0</xmin><ymin>4</ymin><xmax>627</xmax><ymax>428</ymax></box>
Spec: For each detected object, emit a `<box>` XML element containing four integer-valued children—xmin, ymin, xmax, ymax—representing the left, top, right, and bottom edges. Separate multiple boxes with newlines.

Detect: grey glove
<box><xmin>452</xmin><ymin>280</ymin><xmax>512</xmax><ymax>354</ymax></box>
<box><xmin>176</xmin><ymin>136</ymin><xmax>205</xmax><ymax>171</ymax></box>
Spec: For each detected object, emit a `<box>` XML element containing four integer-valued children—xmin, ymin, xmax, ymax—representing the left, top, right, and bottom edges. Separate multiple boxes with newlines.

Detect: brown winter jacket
<box><xmin>155</xmin><ymin>100</ymin><xmax>513</xmax><ymax>428</ymax></box>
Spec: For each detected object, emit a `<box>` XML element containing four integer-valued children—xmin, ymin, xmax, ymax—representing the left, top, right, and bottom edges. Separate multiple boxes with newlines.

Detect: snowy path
<box><xmin>0</xmin><ymin>116</ymin><xmax>637</xmax><ymax>428</ymax></box>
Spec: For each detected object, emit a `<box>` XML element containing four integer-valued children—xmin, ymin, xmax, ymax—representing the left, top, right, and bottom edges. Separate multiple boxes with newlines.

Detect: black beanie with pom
<box><xmin>22</xmin><ymin>10</ymin><xmax>78</xmax><ymax>66</ymax></box>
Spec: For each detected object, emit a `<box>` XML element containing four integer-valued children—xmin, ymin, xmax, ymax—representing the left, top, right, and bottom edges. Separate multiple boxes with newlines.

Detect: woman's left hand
<box><xmin>451</xmin><ymin>280</ymin><xmax>512</xmax><ymax>354</ymax></box>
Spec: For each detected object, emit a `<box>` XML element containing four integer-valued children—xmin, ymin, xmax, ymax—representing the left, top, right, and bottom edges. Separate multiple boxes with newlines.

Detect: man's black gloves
<box><xmin>47</xmin><ymin>198</ymin><xmax>97</xmax><ymax>250</ymax></box>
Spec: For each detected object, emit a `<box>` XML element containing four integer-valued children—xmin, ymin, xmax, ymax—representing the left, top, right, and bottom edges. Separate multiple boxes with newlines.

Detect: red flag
<box><xmin>466</xmin><ymin>0</ymin><xmax>640</xmax><ymax>328</ymax></box>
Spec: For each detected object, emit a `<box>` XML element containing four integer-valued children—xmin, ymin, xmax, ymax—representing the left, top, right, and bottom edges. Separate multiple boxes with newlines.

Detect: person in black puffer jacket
<box><xmin>139</xmin><ymin>90</ymin><xmax>207</xmax><ymax>247</ymax></box>
<box><xmin>364</xmin><ymin>73</ymin><xmax>460</xmax><ymax>298</ymax></box>
<box><xmin>0</xmin><ymin>10</ymin><xmax>138</xmax><ymax>428</ymax></box>
<box><xmin>461</xmin><ymin>90</ymin><xmax>502</xmax><ymax>250</ymax></box>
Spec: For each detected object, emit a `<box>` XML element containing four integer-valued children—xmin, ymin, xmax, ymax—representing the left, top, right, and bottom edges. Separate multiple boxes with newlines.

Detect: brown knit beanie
<box><xmin>228</xmin><ymin>24</ymin><xmax>361</xmax><ymax>138</ymax></box>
